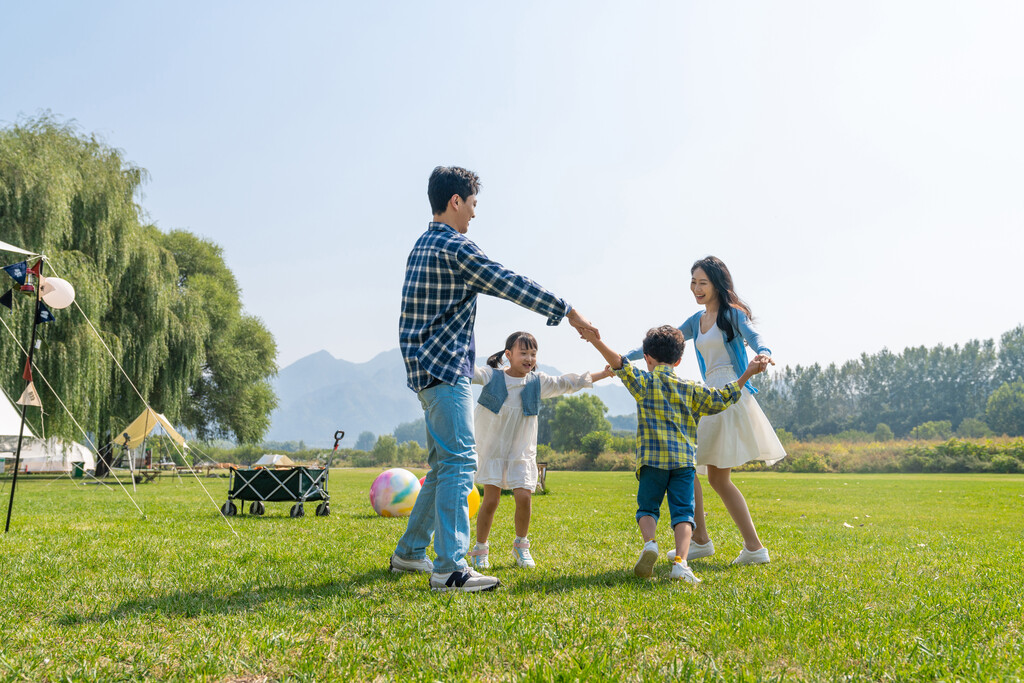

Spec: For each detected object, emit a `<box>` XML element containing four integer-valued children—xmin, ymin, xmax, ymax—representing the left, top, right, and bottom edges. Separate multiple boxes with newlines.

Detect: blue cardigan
<box><xmin>625</xmin><ymin>308</ymin><xmax>770</xmax><ymax>394</ymax></box>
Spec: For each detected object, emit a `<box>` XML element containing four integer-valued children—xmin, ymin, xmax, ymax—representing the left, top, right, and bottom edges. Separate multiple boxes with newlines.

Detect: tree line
<box><xmin>0</xmin><ymin>115</ymin><xmax>278</xmax><ymax>447</ymax></box>
<box><xmin>752</xmin><ymin>326</ymin><xmax>1024</xmax><ymax>439</ymax></box>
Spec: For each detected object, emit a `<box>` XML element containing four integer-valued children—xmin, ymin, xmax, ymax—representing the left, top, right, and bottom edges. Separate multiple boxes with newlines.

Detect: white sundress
<box><xmin>472</xmin><ymin>366</ymin><xmax>593</xmax><ymax>491</ymax></box>
<box><xmin>694</xmin><ymin>322</ymin><xmax>786</xmax><ymax>473</ymax></box>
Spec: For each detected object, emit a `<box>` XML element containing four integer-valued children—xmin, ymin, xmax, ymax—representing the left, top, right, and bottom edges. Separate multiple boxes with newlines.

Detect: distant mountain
<box><xmin>267</xmin><ymin>350</ymin><xmax>638</xmax><ymax>446</ymax></box>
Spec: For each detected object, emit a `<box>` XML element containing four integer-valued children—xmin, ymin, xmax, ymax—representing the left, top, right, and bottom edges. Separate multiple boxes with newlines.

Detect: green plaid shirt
<box><xmin>614</xmin><ymin>361</ymin><xmax>742</xmax><ymax>473</ymax></box>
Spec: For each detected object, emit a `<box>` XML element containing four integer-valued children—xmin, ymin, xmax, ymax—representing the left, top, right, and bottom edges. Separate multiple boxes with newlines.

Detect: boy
<box><xmin>580</xmin><ymin>325</ymin><xmax>766</xmax><ymax>583</ymax></box>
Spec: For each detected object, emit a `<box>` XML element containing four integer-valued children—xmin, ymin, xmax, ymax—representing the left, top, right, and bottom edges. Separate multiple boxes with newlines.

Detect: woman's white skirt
<box><xmin>695</xmin><ymin>366</ymin><xmax>787</xmax><ymax>474</ymax></box>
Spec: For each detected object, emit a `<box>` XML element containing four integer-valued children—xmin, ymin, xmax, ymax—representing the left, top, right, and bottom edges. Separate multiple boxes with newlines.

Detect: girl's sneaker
<box><xmin>670</xmin><ymin>557</ymin><xmax>702</xmax><ymax>584</ymax></box>
<box><xmin>512</xmin><ymin>537</ymin><xmax>535</xmax><ymax>568</ymax></box>
<box><xmin>469</xmin><ymin>542</ymin><xmax>490</xmax><ymax>569</ymax></box>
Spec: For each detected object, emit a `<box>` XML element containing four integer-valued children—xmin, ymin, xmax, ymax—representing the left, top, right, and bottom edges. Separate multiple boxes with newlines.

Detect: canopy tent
<box><xmin>254</xmin><ymin>453</ymin><xmax>296</xmax><ymax>467</ymax></box>
<box><xmin>117</xmin><ymin>408</ymin><xmax>187</xmax><ymax>449</ymax></box>
<box><xmin>0</xmin><ymin>391</ymin><xmax>94</xmax><ymax>474</ymax></box>
<box><xmin>0</xmin><ymin>239</ymin><xmax>38</xmax><ymax>257</ymax></box>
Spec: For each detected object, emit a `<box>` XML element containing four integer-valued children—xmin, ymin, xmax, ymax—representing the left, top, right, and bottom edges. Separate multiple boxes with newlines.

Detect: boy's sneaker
<box><xmin>469</xmin><ymin>542</ymin><xmax>490</xmax><ymax>569</ymax></box>
<box><xmin>669</xmin><ymin>558</ymin><xmax>702</xmax><ymax>584</ymax></box>
<box><xmin>512</xmin><ymin>537</ymin><xmax>535</xmax><ymax>568</ymax></box>
<box><xmin>687</xmin><ymin>539</ymin><xmax>715</xmax><ymax>560</ymax></box>
<box><xmin>633</xmin><ymin>540</ymin><xmax>659</xmax><ymax>578</ymax></box>
<box><xmin>429</xmin><ymin>568</ymin><xmax>501</xmax><ymax>592</ymax></box>
<box><xmin>732</xmin><ymin>546</ymin><xmax>770</xmax><ymax>566</ymax></box>
<box><xmin>390</xmin><ymin>553</ymin><xmax>433</xmax><ymax>574</ymax></box>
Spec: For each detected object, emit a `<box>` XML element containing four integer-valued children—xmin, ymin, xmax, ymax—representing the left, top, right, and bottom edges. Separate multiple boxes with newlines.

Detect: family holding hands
<box><xmin>392</xmin><ymin>166</ymin><xmax>786</xmax><ymax>592</ymax></box>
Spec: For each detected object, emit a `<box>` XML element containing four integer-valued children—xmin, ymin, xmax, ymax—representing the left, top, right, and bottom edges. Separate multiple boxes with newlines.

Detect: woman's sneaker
<box><xmin>389</xmin><ymin>553</ymin><xmax>433</xmax><ymax>573</ymax></box>
<box><xmin>669</xmin><ymin>558</ymin><xmax>702</xmax><ymax>584</ymax></box>
<box><xmin>469</xmin><ymin>542</ymin><xmax>490</xmax><ymax>569</ymax></box>
<box><xmin>687</xmin><ymin>539</ymin><xmax>715</xmax><ymax>560</ymax></box>
<box><xmin>634</xmin><ymin>540</ymin><xmax>659</xmax><ymax>577</ymax></box>
<box><xmin>512</xmin><ymin>537</ymin><xmax>535</xmax><ymax>568</ymax></box>
<box><xmin>429</xmin><ymin>568</ymin><xmax>501</xmax><ymax>592</ymax></box>
<box><xmin>732</xmin><ymin>546</ymin><xmax>770</xmax><ymax>565</ymax></box>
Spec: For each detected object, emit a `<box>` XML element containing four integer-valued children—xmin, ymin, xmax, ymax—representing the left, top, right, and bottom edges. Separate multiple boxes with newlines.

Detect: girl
<box><xmin>669</xmin><ymin>256</ymin><xmax>786</xmax><ymax>566</ymax></box>
<box><xmin>469</xmin><ymin>331</ymin><xmax>612</xmax><ymax>569</ymax></box>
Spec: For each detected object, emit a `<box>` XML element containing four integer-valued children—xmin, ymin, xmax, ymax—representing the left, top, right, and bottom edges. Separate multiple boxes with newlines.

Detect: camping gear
<box><xmin>221</xmin><ymin>430</ymin><xmax>343</xmax><ymax>518</ymax></box>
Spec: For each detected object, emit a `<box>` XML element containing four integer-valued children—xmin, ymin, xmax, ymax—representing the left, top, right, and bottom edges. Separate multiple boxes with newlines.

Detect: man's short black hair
<box><xmin>642</xmin><ymin>325</ymin><xmax>686</xmax><ymax>364</ymax></box>
<box><xmin>427</xmin><ymin>166</ymin><xmax>481</xmax><ymax>215</ymax></box>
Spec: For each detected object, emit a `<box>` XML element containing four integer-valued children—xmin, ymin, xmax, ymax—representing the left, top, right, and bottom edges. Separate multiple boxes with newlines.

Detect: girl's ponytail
<box><xmin>486</xmin><ymin>350</ymin><xmax>506</xmax><ymax>368</ymax></box>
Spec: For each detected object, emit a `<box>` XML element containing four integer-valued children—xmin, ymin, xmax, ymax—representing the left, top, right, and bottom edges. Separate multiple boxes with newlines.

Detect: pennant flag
<box><xmin>26</xmin><ymin>260</ymin><xmax>42</xmax><ymax>277</ymax></box>
<box><xmin>16</xmin><ymin>381</ymin><xmax>42</xmax><ymax>408</ymax></box>
<box><xmin>0</xmin><ymin>288</ymin><xmax>11</xmax><ymax>310</ymax></box>
<box><xmin>36</xmin><ymin>303</ymin><xmax>55</xmax><ymax>324</ymax></box>
<box><xmin>22</xmin><ymin>357</ymin><xmax>32</xmax><ymax>382</ymax></box>
<box><xmin>3</xmin><ymin>261</ymin><xmax>27</xmax><ymax>285</ymax></box>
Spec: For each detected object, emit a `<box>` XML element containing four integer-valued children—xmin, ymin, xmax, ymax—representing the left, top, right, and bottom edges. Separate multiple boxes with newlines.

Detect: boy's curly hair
<box><xmin>642</xmin><ymin>325</ymin><xmax>686</xmax><ymax>364</ymax></box>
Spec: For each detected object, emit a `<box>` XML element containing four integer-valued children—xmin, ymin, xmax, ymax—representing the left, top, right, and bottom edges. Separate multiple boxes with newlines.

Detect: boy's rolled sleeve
<box><xmin>692</xmin><ymin>380</ymin><xmax>742</xmax><ymax>418</ymax></box>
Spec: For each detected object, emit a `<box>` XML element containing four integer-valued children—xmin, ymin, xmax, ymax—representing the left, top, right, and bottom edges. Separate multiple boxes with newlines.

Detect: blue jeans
<box><xmin>394</xmin><ymin>377</ymin><xmax>476</xmax><ymax>574</ymax></box>
<box><xmin>636</xmin><ymin>465</ymin><xmax>696</xmax><ymax>529</ymax></box>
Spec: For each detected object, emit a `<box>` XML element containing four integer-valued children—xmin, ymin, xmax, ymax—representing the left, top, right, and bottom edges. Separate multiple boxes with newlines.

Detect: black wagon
<box><xmin>220</xmin><ymin>430</ymin><xmax>343</xmax><ymax>518</ymax></box>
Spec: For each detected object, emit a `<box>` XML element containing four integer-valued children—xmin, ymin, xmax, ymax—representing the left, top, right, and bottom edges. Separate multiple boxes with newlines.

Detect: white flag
<box><xmin>16</xmin><ymin>381</ymin><xmax>42</xmax><ymax>408</ymax></box>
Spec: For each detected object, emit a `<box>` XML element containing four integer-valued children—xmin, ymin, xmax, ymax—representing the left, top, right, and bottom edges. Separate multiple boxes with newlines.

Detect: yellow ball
<box><xmin>467</xmin><ymin>485</ymin><xmax>481</xmax><ymax>519</ymax></box>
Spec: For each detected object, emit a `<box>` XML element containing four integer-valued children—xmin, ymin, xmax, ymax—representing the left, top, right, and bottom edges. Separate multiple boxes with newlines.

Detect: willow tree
<box><xmin>0</xmin><ymin>115</ymin><xmax>276</xmax><ymax>445</ymax></box>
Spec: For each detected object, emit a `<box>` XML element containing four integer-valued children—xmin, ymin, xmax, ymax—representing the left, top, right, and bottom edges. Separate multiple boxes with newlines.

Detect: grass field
<box><xmin>1</xmin><ymin>469</ymin><xmax>1022</xmax><ymax>681</ymax></box>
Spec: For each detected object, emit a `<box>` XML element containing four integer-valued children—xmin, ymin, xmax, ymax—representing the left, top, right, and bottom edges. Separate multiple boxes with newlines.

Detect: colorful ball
<box><xmin>418</xmin><ymin>475</ymin><xmax>482</xmax><ymax>519</ymax></box>
<box><xmin>369</xmin><ymin>468</ymin><xmax>421</xmax><ymax>517</ymax></box>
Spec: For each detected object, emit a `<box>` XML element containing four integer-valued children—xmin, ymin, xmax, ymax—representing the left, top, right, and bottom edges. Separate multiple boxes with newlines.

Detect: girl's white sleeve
<box><xmin>538</xmin><ymin>371</ymin><xmax>593</xmax><ymax>399</ymax></box>
<box><xmin>472</xmin><ymin>366</ymin><xmax>491</xmax><ymax>386</ymax></box>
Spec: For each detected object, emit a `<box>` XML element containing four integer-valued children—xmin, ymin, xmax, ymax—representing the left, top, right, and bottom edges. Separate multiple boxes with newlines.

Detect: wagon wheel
<box><xmin>249</xmin><ymin>501</ymin><xmax>265</xmax><ymax>516</ymax></box>
<box><xmin>290</xmin><ymin>503</ymin><xmax>305</xmax><ymax>518</ymax></box>
<box><xmin>315</xmin><ymin>502</ymin><xmax>330</xmax><ymax>517</ymax></box>
<box><xmin>221</xmin><ymin>501</ymin><xmax>237</xmax><ymax>517</ymax></box>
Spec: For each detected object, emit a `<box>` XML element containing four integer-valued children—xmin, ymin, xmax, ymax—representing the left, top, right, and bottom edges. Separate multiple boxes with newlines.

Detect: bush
<box><xmin>956</xmin><ymin>417</ymin><xmax>992</xmax><ymax>439</ymax></box>
<box><xmin>775</xmin><ymin>428</ymin><xmax>796</xmax><ymax>446</ymax></box>
<box><xmin>536</xmin><ymin>443</ymin><xmax>553</xmax><ymax>461</ymax></box>
<box><xmin>991</xmin><ymin>454</ymin><xmax>1021</xmax><ymax>473</ymax></box>
<box><xmin>580</xmin><ymin>431</ymin><xmax>612</xmax><ymax>458</ymax></box>
<box><xmin>987</xmin><ymin>380</ymin><xmax>1024</xmax><ymax>436</ymax></box>
<box><xmin>874</xmin><ymin>423</ymin><xmax>895</xmax><ymax>442</ymax></box>
<box><xmin>909</xmin><ymin>420</ymin><xmax>953</xmax><ymax>440</ymax></box>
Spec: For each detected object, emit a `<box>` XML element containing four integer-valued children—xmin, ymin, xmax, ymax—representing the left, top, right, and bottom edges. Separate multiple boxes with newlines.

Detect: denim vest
<box><xmin>477</xmin><ymin>369</ymin><xmax>541</xmax><ymax>416</ymax></box>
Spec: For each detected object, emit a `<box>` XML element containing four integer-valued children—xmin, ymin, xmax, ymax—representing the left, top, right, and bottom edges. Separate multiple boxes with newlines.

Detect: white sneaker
<box><xmin>390</xmin><ymin>553</ymin><xmax>434</xmax><ymax>573</ymax></box>
<box><xmin>512</xmin><ymin>537</ymin><xmax>535</xmax><ymax>568</ymax></box>
<box><xmin>669</xmin><ymin>558</ymin><xmax>702</xmax><ymax>584</ymax></box>
<box><xmin>468</xmin><ymin>542</ymin><xmax>490</xmax><ymax>569</ymax></box>
<box><xmin>687</xmin><ymin>539</ymin><xmax>715</xmax><ymax>560</ymax></box>
<box><xmin>732</xmin><ymin>546</ymin><xmax>770</xmax><ymax>566</ymax></box>
<box><xmin>429</xmin><ymin>568</ymin><xmax>501</xmax><ymax>592</ymax></box>
<box><xmin>634</xmin><ymin>540</ymin><xmax>659</xmax><ymax>578</ymax></box>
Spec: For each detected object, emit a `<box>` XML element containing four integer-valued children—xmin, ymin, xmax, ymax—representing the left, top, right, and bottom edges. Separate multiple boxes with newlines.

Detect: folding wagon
<box><xmin>220</xmin><ymin>430</ymin><xmax>343</xmax><ymax>518</ymax></box>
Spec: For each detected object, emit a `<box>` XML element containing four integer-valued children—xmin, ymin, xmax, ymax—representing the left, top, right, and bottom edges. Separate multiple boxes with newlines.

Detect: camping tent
<box><xmin>254</xmin><ymin>453</ymin><xmax>296</xmax><ymax>467</ymax></box>
<box><xmin>117</xmin><ymin>407</ymin><xmax>187</xmax><ymax>449</ymax></box>
<box><xmin>0</xmin><ymin>393</ymin><xmax>95</xmax><ymax>474</ymax></box>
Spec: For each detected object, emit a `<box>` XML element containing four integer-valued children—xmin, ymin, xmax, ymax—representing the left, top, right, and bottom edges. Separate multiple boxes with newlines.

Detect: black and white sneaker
<box><xmin>429</xmin><ymin>568</ymin><xmax>501</xmax><ymax>592</ymax></box>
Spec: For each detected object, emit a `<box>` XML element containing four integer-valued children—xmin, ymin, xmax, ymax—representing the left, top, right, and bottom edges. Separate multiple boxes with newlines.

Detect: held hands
<box><xmin>579</xmin><ymin>327</ymin><xmax>600</xmax><ymax>344</ymax></box>
<box><xmin>567</xmin><ymin>309</ymin><xmax>600</xmax><ymax>340</ymax></box>
<box><xmin>747</xmin><ymin>357</ymin><xmax>770</xmax><ymax>375</ymax></box>
<box><xmin>752</xmin><ymin>353</ymin><xmax>775</xmax><ymax>367</ymax></box>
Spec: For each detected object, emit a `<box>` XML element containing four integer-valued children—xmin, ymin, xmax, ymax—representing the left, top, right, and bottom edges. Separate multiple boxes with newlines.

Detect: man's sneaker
<box><xmin>390</xmin><ymin>553</ymin><xmax>433</xmax><ymax>574</ymax></box>
<box><xmin>669</xmin><ymin>558</ymin><xmax>702</xmax><ymax>584</ymax></box>
<box><xmin>633</xmin><ymin>540</ymin><xmax>659</xmax><ymax>578</ymax></box>
<box><xmin>512</xmin><ymin>537</ymin><xmax>535</xmax><ymax>568</ymax></box>
<box><xmin>732</xmin><ymin>546</ymin><xmax>770</xmax><ymax>566</ymax></box>
<box><xmin>469</xmin><ymin>542</ymin><xmax>490</xmax><ymax>569</ymax></box>
<box><xmin>687</xmin><ymin>539</ymin><xmax>715</xmax><ymax>561</ymax></box>
<box><xmin>429</xmin><ymin>568</ymin><xmax>501</xmax><ymax>592</ymax></box>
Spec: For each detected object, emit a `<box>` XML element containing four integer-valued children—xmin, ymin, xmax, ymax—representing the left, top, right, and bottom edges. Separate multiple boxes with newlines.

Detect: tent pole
<box><xmin>5</xmin><ymin>270</ymin><xmax>43</xmax><ymax>534</ymax></box>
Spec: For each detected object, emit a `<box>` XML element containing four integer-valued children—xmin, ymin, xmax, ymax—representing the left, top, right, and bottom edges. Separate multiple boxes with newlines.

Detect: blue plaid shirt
<box><xmin>400</xmin><ymin>222</ymin><xmax>570</xmax><ymax>392</ymax></box>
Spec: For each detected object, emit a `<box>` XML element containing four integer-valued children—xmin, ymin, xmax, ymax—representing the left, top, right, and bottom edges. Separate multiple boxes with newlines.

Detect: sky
<box><xmin>3</xmin><ymin>1</ymin><xmax>1023</xmax><ymax>384</ymax></box>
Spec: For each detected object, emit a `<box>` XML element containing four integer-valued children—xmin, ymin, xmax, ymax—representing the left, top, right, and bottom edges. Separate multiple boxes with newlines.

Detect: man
<box><xmin>390</xmin><ymin>166</ymin><xmax>598</xmax><ymax>592</ymax></box>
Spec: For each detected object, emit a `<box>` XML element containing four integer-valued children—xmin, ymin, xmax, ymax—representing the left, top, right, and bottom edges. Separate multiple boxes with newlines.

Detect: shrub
<box><xmin>987</xmin><ymin>380</ymin><xmax>1024</xmax><ymax>436</ymax></box>
<box><xmin>580</xmin><ymin>431</ymin><xmax>612</xmax><ymax>458</ymax></box>
<box><xmin>909</xmin><ymin>420</ymin><xmax>953</xmax><ymax>440</ymax></box>
<box><xmin>874</xmin><ymin>423</ymin><xmax>895</xmax><ymax>442</ymax></box>
<box><xmin>991</xmin><ymin>454</ymin><xmax>1021</xmax><ymax>473</ymax></box>
<box><xmin>775</xmin><ymin>428</ymin><xmax>796</xmax><ymax>446</ymax></box>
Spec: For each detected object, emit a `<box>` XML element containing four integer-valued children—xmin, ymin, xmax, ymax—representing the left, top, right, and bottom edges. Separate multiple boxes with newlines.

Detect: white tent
<box><xmin>0</xmin><ymin>392</ymin><xmax>95</xmax><ymax>474</ymax></box>
<box><xmin>254</xmin><ymin>453</ymin><xmax>296</xmax><ymax>467</ymax></box>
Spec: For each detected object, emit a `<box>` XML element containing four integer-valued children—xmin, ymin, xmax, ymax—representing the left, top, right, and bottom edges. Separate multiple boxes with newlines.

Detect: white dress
<box><xmin>694</xmin><ymin>322</ymin><xmax>787</xmax><ymax>473</ymax></box>
<box><xmin>472</xmin><ymin>366</ymin><xmax>593</xmax><ymax>491</ymax></box>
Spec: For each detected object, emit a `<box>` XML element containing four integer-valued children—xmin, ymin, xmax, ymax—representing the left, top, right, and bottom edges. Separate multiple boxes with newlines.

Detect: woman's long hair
<box><xmin>486</xmin><ymin>331</ymin><xmax>539</xmax><ymax>369</ymax></box>
<box><xmin>691</xmin><ymin>256</ymin><xmax>752</xmax><ymax>342</ymax></box>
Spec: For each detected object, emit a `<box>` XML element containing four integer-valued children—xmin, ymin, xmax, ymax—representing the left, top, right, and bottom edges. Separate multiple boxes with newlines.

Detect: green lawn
<box><xmin>1</xmin><ymin>470</ymin><xmax>1022</xmax><ymax>681</ymax></box>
